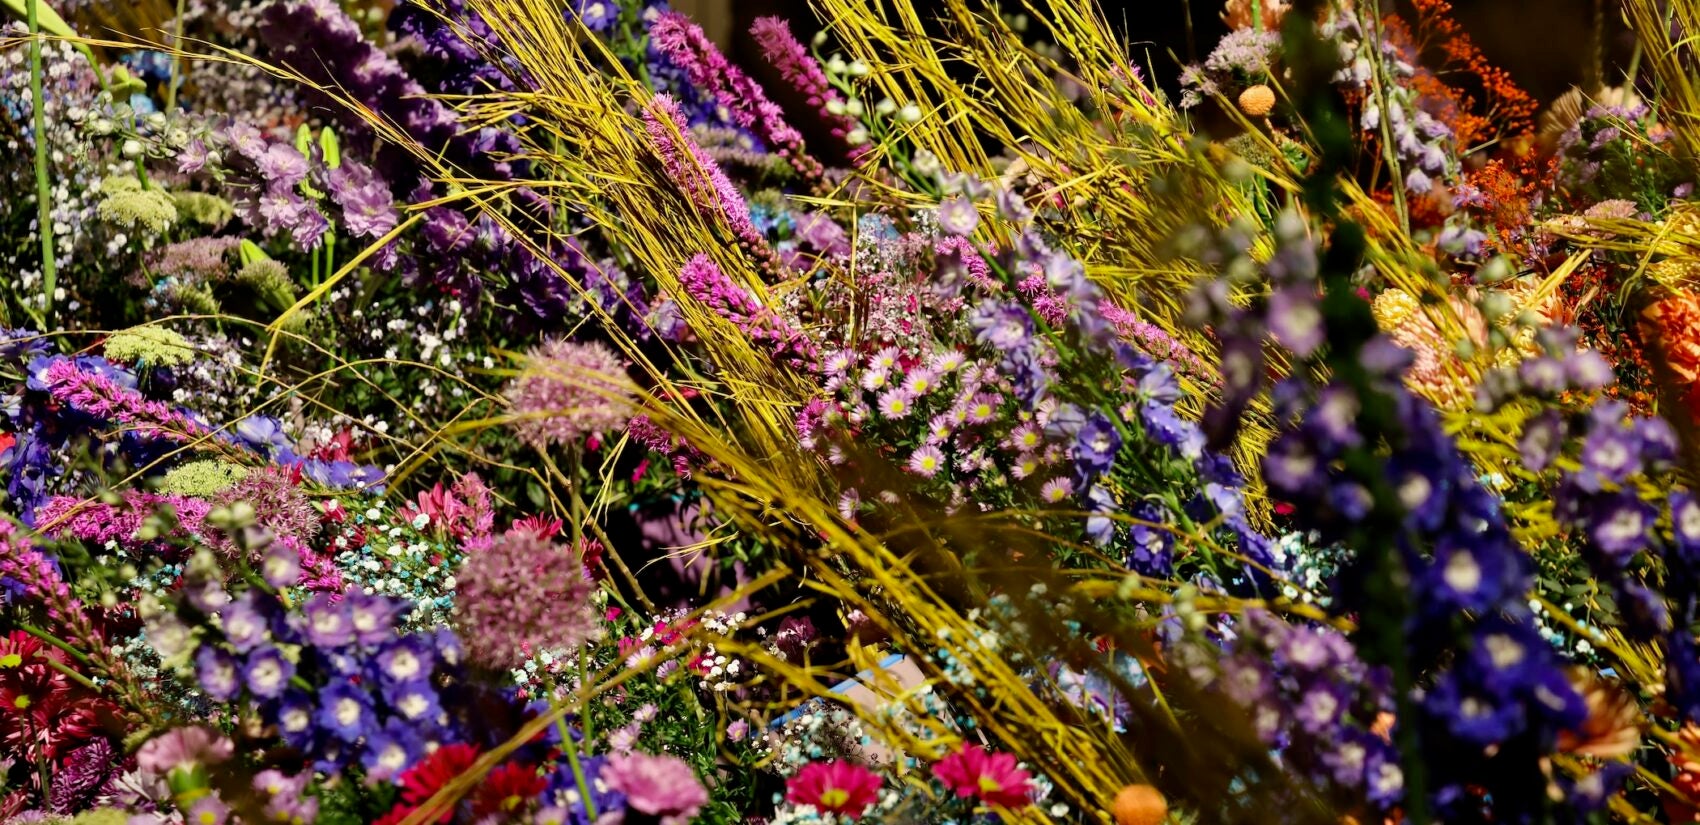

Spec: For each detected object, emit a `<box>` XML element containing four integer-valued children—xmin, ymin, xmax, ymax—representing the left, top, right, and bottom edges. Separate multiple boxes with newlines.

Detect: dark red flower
<box><xmin>471</xmin><ymin>762</ymin><xmax>547</xmax><ymax>817</ymax></box>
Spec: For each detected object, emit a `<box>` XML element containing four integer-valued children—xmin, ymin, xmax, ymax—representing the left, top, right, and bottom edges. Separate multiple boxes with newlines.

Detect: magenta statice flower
<box><xmin>453</xmin><ymin>530</ymin><xmax>599</xmax><ymax>668</ymax></box>
<box><xmin>505</xmin><ymin>339</ymin><xmax>633</xmax><ymax>450</ymax></box>
<box><xmin>600</xmin><ymin>751</ymin><xmax>709</xmax><ymax>824</ymax></box>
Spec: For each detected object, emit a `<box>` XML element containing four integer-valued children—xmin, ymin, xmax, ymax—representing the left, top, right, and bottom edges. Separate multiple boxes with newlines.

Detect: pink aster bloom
<box><xmin>786</xmin><ymin>760</ymin><xmax>883</xmax><ymax>818</ymax></box>
<box><xmin>1040</xmin><ymin>477</ymin><xmax>1075</xmax><ymax>503</ymax></box>
<box><xmin>600</xmin><ymin>751</ymin><xmax>709</xmax><ymax>824</ymax></box>
<box><xmin>931</xmin><ymin>743</ymin><xmax>1034</xmax><ymax>809</ymax></box>
<box><xmin>902</xmin><ymin>369</ymin><xmax>940</xmax><ymax>397</ymax></box>
<box><xmin>965</xmin><ymin>393</ymin><xmax>1000</xmax><ymax>424</ymax></box>
<box><xmin>877</xmin><ymin>388</ymin><xmax>916</xmax><ymax>420</ymax></box>
<box><xmin>907</xmin><ymin>445</ymin><xmax>946</xmax><ymax>478</ymax></box>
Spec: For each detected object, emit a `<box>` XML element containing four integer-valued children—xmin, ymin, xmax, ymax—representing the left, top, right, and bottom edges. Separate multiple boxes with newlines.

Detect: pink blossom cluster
<box><xmin>677</xmin><ymin>254</ymin><xmax>818</xmax><ymax>368</ymax></box>
<box><xmin>1098</xmin><ymin>300</ymin><xmax>1214</xmax><ymax>381</ymax></box>
<box><xmin>651</xmin><ymin>12</ymin><xmax>824</xmax><ymax>181</ymax></box>
<box><xmin>38</xmin><ymin>358</ymin><xmax>211</xmax><ymax>442</ymax></box>
<box><xmin>397</xmin><ymin>472</ymin><xmax>496</xmax><ymax>551</ymax></box>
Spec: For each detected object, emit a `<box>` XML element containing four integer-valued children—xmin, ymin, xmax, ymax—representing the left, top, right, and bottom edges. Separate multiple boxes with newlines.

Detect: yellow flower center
<box><xmin>978</xmin><ymin>776</ymin><xmax>1004</xmax><ymax>796</ymax></box>
<box><xmin>12</xmin><ymin>694</ymin><xmax>30</xmax><ymax>710</ymax></box>
<box><xmin>819</xmin><ymin>788</ymin><xmax>850</xmax><ymax>808</ymax></box>
<box><xmin>0</xmin><ymin>653</ymin><xmax>21</xmax><ymax>668</ymax></box>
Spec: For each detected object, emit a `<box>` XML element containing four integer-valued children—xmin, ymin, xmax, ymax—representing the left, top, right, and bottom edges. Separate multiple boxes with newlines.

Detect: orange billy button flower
<box><xmin>1112</xmin><ymin>783</ymin><xmax>1168</xmax><ymax>825</ymax></box>
<box><xmin>1239</xmin><ymin>84</ymin><xmax>1276</xmax><ymax>117</ymax></box>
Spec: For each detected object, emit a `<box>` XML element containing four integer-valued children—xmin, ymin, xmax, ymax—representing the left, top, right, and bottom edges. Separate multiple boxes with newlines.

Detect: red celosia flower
<box><xmin>380</xmin><ymin>742</ymin><xmax>482</xmax><ymax>824</ymax></box>
<box><xmin>786</xmin><ymin>760</ymin><xmax>882</xmax><ymax>818</ymax></box>
<box><xmin>931</xmin><ymin>744</ymin><xmax>1034</xmax><ymax>809</ymax></box>
<box><xmin>471</xmin><ymin>761</ymin><xmax>547</xmax><ymax>817</ymax></box>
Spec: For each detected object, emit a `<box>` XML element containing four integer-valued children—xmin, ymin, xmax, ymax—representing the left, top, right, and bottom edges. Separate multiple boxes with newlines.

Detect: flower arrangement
<box><xmin>4</xmin><ymin>0</ymin><xmax>1700</xmax><ymax>822</ymax></box>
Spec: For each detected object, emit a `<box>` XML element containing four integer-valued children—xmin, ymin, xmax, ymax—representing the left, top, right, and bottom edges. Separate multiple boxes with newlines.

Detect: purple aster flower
<box><xmin>275</xmin><ymin>690</ymin><xmax>317</xmax><ymax>750</ymax></box>
<box><xmin>383</xmin><ymin>680</ymin><xmax>444</xmax><ymax>725</ymax></box>
<box><xmin>907</xmin><ymin>445</ymin><xmax>946</xmax><ymax>478</ymax></box>
<box><xmin>1638</xmin><ymin>416</ymin><xmax>1679</xmax><ymax>470</ymax></box>
<box><xmin>1294</xmin><ymin>683</ymin><xmax>1346</xmax><ymax>736</ymax></box>
<box><xmin>1588</xmin><ymin>493</ymin><xmax>1654</xmax><ymax>564</ymax></box>
<box><xmin>245</xmin><ymin>645</ymin><xmax>295</xmax><ymax>699</ymax></box>
<box><xmin>971</xmin><ymin>301</ymin><xmax>1034</xmax><ymax>350</ymax></box>
<box><xmin>186</xmin><ymin>795</ymin><xmax>232</xmax><ymax>825</ymax></box>
<box><xmin>317</xmin><ymin>682</ymin><xmax>377</xmax><ymax>743</ymax></box>
<box><xmin>197</xmin><ymin>646</ymin><xmax>242</xmax><ymax>701</ymax></box>
<box><xmin>1577</xmin><ymin>422</ymin><xmax>1641</xmax><ymax>492</ymax></box>
<box><xmin>1518</xmin><ymin>357</ymin><xmax>1567</xmax><ymax>395</ymax></box>
<box><xmin>218</xmin><ymin>593</ymin><xmax>271</xmax><ymax>652</ymax></box>
<box><xmin>361</xmin><ymin>718</ymin><xmax>424</xmax><ymax>782</ymax></box>
<box><xmin>1427</xmin><ymin>674</ymin><xmax>1527</xmax><ymax>745</ymax></box>
<box><xmin>1304</xmin><ymin>387</ymin><xmax>1362</xmax><ymax>449</ymax></box>
<box><xmin>1518</xmin><ymin>410</ymin><xmax>1564</xmax><ymax>472</ymax></box>
<box><xmin>1566</xmin><ymin>349</ymin><xmax>1615</xmax><ymax>391</ymax></box>
<box><xmin>1422</xmin><ymin>541</ymin><xmax>1516</xmax><ymax>615</ymax></box>
<box><xmin>1073</xmin><ymin>413</ymin><xmax>1122</xmax><ymax>477</ymax></box>
<box><xmin>301</xmin><ymin>593</ymin><xmax>355</xmax><ymax>648</ymax></box>
<box><xmin>1268</xmin><ymin>288</ymin><xmax>1324</xmax><ymax>357</ymax></box>
<box><xmin>374</xmin><ymin>637</ymin><xmax>434</xmax><ymax>685</ymax></box>
<box><xmin>258</xmin><ymin>143</ymin><xmax>310</xmax><ymax>189</ymax></box>
<box><xmin>877</xmin><ymin>388</ymin><xmax>916</xmax><ymax>420</ymax></box>
<box><xmin>346</xmin><ymin>590</ymin><xmax>404</xmax><ymax>647</ymax></box>
<box><xmin>1263</xmin><ymin>434</ymin><xmax>1323</xmax><ymax>498</ymax></box>
<box><xmin>1085</xmin><ymin>484</ymin><xmax>1119</xmax><ymax>546</ymax></box>
<box><xmin>938</xmin><ymin>197</ymin><xmax>979</xmax><ymax>236</ymax></box>
<box><xmin>1672</xmin><ymin>490</ymin><xmax>1700</xmax><ymax>568</ymax></box>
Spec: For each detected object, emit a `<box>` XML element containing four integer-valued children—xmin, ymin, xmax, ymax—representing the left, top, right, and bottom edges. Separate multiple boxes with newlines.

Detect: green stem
<box><xmin>27</xmin><ymin>0</ymin><xmax>57</xmax><ymax>320</ymax></box>
<box><xmin>554</xmin><ymin>690</ymin><xmax>600</xmax><ymax>821</ymax></box>
<box><xmin>165</xmin><ymin>0</ymin><xmax>186</xmax><ymax>111</ymax></box>
<box><xmin>37</xmin><ymin>653</ymin><xmax>100</xmax><ymax>693</ymax></box>
<box><xmin>17</xmin><ymin>622</ymin><xmax>93</xmax><ymax>666</ymax></box>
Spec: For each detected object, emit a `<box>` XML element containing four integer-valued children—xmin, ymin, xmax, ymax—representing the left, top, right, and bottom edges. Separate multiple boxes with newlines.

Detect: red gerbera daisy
<box><xmin>471</xmin><ymin>761</ymin><xmax>547</xmax><ymax>817</ymax></box>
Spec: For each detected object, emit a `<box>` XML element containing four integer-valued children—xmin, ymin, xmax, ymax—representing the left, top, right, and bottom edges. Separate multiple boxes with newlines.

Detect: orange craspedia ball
<box><xmin>1238</xmin><ymin>84</ymin><xmax>1276</xmax><ymax>117</ymax></box>
<box><xmin>1112</xmin><ymin>784</ymin><xmax>1167</xmax><ymax>825</ymax></box>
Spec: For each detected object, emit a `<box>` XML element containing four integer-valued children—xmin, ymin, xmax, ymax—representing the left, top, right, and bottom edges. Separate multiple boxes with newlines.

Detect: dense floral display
<box><xmin>6</xmin><ymin>0</ymin><xmax>1700</xmax><ymax>822</ymax></box>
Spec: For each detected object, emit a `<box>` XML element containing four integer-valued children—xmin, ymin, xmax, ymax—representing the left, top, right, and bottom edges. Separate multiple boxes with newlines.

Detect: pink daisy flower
<box><xmin>908</xmin><ymin>445</ymin><xmax>946</xmax><ymax>477</ymax></box>
<box><xmin>786</xmin><ymin>760</ymin><xmax>883</xmax><ymax>818</ymax></box>
<box><xmin>931</xmin><ymin>744</ymin><xmax>1033</xmax><ymax>809</ymax></box>
<box><xmin>1040</xmin><ymin>477</ymin><xmax>1075</xmax><ymax>503</ymax></box>
<box><xmin>878</xmin><ymin>389</ymin><xmax>916</xmax><ymax>420</ymax></box>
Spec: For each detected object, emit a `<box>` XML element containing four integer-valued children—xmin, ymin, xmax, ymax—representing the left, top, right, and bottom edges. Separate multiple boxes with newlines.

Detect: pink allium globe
<box><xmin>505</xmin><ymin>339</ymin><xmax>632</xmax><ymax>450</ymax></box>
<box><xmin>786</xmin><ymin>760</ymin><xmax>882</xmax><ymax>818</ymax></box>
<box><xmin>600</xmin><ymin>751</ymin><xmax>709</xmax><ymax>824</ymax></box>
<box><xmin>452</xmin><ymin>531</ymin><xmax>599</xmax><ymax>668</ymax></box>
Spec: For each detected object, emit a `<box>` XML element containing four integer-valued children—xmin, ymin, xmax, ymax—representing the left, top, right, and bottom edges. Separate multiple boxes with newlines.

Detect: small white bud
<box><xmin>847</xmin><ymin>60</ymin><xmax>871</xmax><ymax>77</ymax></box>
<box><xmin>844</xmin><ymin>98</ymin><xmax>864</xmax><ymax>118</ymax></box>
<box><xmin>897</xmin><ymin>104</ymin><xmax>922</xmax><ymax>123</ymax></box>
<box><xmin>875</xmin><ymin>98</ymin><xmax>897</xmax><ymax>116</ymax></box>
<box><xmin>845</xmin><ymin>127</ymin><xmax>870</xmax><ymax>146</ymax></box>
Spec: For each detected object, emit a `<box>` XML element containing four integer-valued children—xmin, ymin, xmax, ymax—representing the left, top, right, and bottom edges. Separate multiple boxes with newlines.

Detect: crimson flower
<box><xmin>931</xmin><ymin>744</ymin><xmax>1034</xmax><ymax>809</ymax></box>
<box><xmin>471</xmin><ymin>761</ymin><xmax>547</xmax><ymax>817</ymax></box>
<box><xmin>786</xmin><ymin>760</ymin><xmax>882</xmax><ymax>818</ymax></box>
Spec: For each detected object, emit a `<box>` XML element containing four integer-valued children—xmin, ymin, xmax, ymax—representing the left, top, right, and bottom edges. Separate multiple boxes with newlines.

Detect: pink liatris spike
<box><xmin>677</xmin><ymin>254</ymin><xmax>818</xmax><ymax>369</ymax></box>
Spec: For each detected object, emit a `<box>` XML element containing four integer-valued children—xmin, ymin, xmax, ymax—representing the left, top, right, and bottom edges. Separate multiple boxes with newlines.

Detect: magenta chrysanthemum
<box><xmin>453</xmin><ymin>531</ymin><xmax>599</xmax><ymax>668</ymax></box>
<box><xmin>505</xmin><ymin>339</ymin><xmax>632</xmax><ymax>450</ymax></box>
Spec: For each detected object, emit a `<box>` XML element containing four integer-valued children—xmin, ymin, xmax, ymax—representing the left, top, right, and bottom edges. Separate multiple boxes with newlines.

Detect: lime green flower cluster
<box><xmin>95</xmin><ymin>177</ymin><xmax>177</xmax><ymax>235</ymax></box>
<box><xmin>105</xmin><ymin>325</ymin><xmax>197</xmax><ymax>367</ymax></box>
<box><xmin>157</xmin><ymin>460</ymin><xmax>250</xmax><ymax>496</ymax></box>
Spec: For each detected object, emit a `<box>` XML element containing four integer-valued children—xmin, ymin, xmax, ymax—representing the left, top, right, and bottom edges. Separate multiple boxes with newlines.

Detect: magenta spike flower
<box><xmin>749</xmin><ymin>17</ymin><xmax>860</xmax><ymax>144</ymax></box>
<box><xmin>36</xmin><ymin>358</ymin><xmax>210</xmax><ymax>442</ymax></box>
<box><xmin>677</xmin><ymin>255</ymin><xmax>818</xmax><ymax>368</ymax></box>
<box><xmin>644</xmin><ymin>95</ymin><xmax>782</xmax><ymax>272</ymax></box>
<box><xmin>651</xmin><ymin>12</ymin><xmax>823</xmax><ymax>181</ymax></box>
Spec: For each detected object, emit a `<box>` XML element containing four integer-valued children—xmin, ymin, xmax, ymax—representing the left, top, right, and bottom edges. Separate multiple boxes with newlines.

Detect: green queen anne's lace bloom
<box><xmin>157</xmin><ymin>460</ymin><xmax>250</xmax><ymax>496</ymax></box>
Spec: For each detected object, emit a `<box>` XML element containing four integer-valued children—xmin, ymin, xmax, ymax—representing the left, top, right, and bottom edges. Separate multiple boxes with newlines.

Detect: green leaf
<box><xmin>238</xmin><ymin>239</ymin><xmax>272</xmax><ymax>267</ymax></box>
<box><xmin>108</xmin><ymin>65</ymin><xmax>145</xmax><ymax>97</ymax></box>
<box><xmin>319</xmin><ymin>128</ymin><xmax>341</xmax><ymax>169</ymax></box>
<box><xmin>294</xmin><ymin>124</ymin><xmax>312</xmax><ymax>157</ymax></box>
<box><xmin>1</xmin><ymin>0</ymin><xmax>73</xmax><ymax>39</ymax></box>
